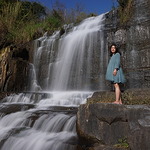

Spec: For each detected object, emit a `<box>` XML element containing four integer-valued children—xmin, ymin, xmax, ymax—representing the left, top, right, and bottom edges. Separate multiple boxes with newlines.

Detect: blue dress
<box><xmin>106</xmin><ymin>53</ymin><xmax>126</xmax><ymax>83</ymax></box>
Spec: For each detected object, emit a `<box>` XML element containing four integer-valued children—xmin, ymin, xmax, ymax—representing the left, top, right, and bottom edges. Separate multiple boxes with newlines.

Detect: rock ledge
<box><xmin>77</xmin><ymin>103</ymin><xmax>150</xmax><ymax>150</ymax></box>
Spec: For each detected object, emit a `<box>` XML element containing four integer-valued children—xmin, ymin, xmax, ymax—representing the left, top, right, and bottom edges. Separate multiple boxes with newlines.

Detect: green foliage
<box><xmin>52</xmin><ymin>9</ymin><xmax>63</xmax><ymax>23</ymax></box>
<box><xmin>20</xmin><ymin>1</ymin><xmax>46</xmax><ymax>19</ymax></box>
<box><xmin>42</xmin><ymin>15</ymin><xmax>63</xmax><ymax>31</ymax></box>
<box><xmin>52</xmin><ymin>0</ymin><xmax>65</xmax><ymax>21</ymax></box>
<box><xmin>0</xmin><ymin>0</ymin><xmax>17</xmax><ymax>7</ymax></box>
<box><xmin>11</xmin><ymin>21</ymin><xmax>42</xmax><ymax>43</ymax></box>
<box><xmin>0</xmin><ymin>1</ymin><xmax>39</xmax><ymax>44</ymax></box>
<box><xmin>51</xmin><ymin>0</ymin><xmax>92</xmax><ymax>24</ymax></box>
<box><xmin>0</xmin><ymin>1</ymin><xmax>63</xmax><ymax>46</ymax></box>
<box><xmin>114</xmin><ymin>137</ymin><xmax>129</xmax><ymax>148</ymax></box>
<box><xmin>0</xmin><ymin>0</ymin><xmax>97</xmax><ymax>47</ymax></box>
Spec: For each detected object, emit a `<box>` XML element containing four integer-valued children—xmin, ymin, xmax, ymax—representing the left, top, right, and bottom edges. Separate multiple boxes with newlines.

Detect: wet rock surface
<box><xmin>0</xmin><ymin>103</ymin><xmax>34</xmax><ymax>115</ymax></box>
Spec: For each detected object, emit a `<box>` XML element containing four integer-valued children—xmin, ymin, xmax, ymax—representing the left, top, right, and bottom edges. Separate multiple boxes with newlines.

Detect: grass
<box><xmin>0</xmin><ymin>2</ymin><xmax>36</xmax><ymax>44</ymax></box>
<box><xmin>0</xmin><ymin>1</ymin><xmax>62</xmax><ymax>46</ymax></box>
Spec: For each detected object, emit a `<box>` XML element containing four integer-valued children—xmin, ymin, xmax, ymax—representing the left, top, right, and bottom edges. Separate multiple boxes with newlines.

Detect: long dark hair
<box><xmin>109</xmin><ymin>43</ymin><xmax>121</xmax><ymax>56</ymax></box>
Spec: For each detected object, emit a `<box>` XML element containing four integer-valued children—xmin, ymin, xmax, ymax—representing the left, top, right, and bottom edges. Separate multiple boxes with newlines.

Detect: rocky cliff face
<box><xmin>0</xmin><ymin>43</ymin><xmax>33</xmax><ymax>92</ymax></box>
<box><xmin>76</xmin><ymin>0</ymin><xmax>150</xmax><ymax>149</ymax></box>
<box><xmin>105</xmin><ymin>0</ymin><xmax>150</xmax><ymax>89</ymax></box>
<box><xmin>77</xmin><ymin>103</ymin><xmax>150</xmax><ymax>150</ymax></box>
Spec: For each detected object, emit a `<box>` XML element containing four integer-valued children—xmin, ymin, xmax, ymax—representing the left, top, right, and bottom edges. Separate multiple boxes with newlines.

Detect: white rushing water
<box><xmin>0</xmin><ymin>110</ymin><xmax>77</xmax><ymax>150</ymax></box>
<box><xmin>2</xmin><ymin>91</ymin><xmax>93</xmax><ymax>107</ymax></box>
<box><xmin>0</xmin><ymin>14</ymin><xmax>106</xmax><ymax>150</ymax></box>
<box><xmin>30</xmin><ymin>14</ymin><xmax>106</xmax><ymax>91</ymax></box>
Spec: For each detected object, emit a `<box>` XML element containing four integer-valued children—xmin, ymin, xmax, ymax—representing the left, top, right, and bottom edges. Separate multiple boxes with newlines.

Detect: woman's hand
<box><xmin>113</xmin><ymin>69</ymin><xmax>117</xmax><ymax>76</ymax></box>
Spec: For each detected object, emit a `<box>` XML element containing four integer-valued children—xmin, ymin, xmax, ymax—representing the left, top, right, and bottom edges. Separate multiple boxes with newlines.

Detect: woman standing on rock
<box><xmin>106</xmin><ymin>44</ymin><xmax>126</xmax><ymax>104</ymax></box>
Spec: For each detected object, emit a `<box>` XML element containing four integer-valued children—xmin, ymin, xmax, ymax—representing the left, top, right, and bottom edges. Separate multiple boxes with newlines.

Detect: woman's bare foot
<box><xmin>112</xmin><ymin>101</ymin><xmax>123</xmax><ymax>104</ymax></box>
<box><xmin>119</xmin><ymin>101</ymin><xmax>122</xmax><ymax>104</ymax></box>
<box><xmin>112</xmin><ymin>101</ymin><xmax>120</xmax><ymax>104</ymax></box>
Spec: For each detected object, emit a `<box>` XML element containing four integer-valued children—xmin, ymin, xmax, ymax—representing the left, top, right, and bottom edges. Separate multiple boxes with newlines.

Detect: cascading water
<box><xmin>0</xmin><ymin>13</ymin><xmax>106</xmax><ymax>150</ymax></box>
<box><xmin>31</xmin><ymin>14</ymin><xmax>106</xmax><ymax>91</ymax></box>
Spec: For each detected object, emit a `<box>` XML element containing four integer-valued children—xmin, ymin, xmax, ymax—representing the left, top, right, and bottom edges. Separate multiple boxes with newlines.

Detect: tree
<box><xmin>52</xmin><ymin>0</ymin><xmax>66</xmax><ymax>22</ymax></box>
<box><xmin>75</xmin><ymin>12</ymin><xmax>87</xmax><ymax>23</ymax></box>
<box><xmin>0</xmin><ymin>0</ymin><xmax>47</xmax><ymax>19</ymax></box>
<box><xmin>63</xmin><ymin>2</ymin><xmax>87</xmax><ymax>24</ymax></box>
<box><xmin>20</xmin><ymin>1</ymin><xmax>47</xmax><ymax>20</ymax></box>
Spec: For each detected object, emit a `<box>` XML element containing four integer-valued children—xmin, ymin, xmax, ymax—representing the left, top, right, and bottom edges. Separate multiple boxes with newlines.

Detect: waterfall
<box><xmin>0</xmin><ymin>14</ymin><xmax>106</xmax><ymax>150</ymax></box>
<box><xmin>31</xmin><ymin>14</ymin><xmax>106</xmax><ymax>91</ymax></box>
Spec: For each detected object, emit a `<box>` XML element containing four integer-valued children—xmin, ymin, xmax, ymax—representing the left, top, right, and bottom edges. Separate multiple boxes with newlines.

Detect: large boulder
<box><xmin>77</xmin><ymin>103</ymin><xmax>150</xmax><ymax>150</ymax></box>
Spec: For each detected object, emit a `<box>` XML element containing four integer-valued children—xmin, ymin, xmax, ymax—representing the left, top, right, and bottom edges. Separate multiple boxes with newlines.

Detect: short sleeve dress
<box><xmin>106</xmin><ymin>53</ymin><xmax>126</xmax><ymax>83</ymax></box>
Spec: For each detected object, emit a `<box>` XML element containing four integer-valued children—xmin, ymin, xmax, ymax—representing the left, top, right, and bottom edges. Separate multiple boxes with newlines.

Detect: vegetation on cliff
<box><xmin>0</xmin><ymin>0</ymin><xmax>46</xmax><ymax>47</ymax></box>
<box><xmin>0</xmin><ymin>1</ymin><xmax>64</xmax><ymax>47</ymax></box>
<box><xmin>117</xmin><ymin>0</ymin><xmax>133</xmax><ymax>25</ymax></box>
<box><xmin>0</xmin><ymin>0</ymin><xmax>134</xmax><ymax>48</ymax></box>
<box><xmin>0</xmin><ymin>0</ymin><xmax>96</xmax><ymax>49</ymax></box>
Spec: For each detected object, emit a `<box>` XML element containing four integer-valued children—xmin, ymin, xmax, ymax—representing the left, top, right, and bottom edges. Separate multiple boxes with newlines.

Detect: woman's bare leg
<box><xmin>113</xmin><ymin>83</ymin><xmax>122</xmax><ymax>104</ymax></box>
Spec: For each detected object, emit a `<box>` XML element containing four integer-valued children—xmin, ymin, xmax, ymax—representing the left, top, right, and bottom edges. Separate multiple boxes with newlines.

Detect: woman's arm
<box><xmin>114</xmin><ymin>53</ymin><xmax>120</xmax><ymax>70</ymax></box>
<box><xmin>113</xmin><ymin>53</ymin><xmax>120</xmax><ymax>76</ymax></box>
<box><xmin>113</xmin><ymin>68</ymin><xmax>117</xmax><ymax>76</ymax></box>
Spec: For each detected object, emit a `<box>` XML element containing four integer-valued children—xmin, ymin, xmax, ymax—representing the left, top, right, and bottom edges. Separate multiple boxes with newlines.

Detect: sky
<box><xmin>27</xmin><ymin>0</ymin><xmax>118</xmax><ymax>15</ymax></box>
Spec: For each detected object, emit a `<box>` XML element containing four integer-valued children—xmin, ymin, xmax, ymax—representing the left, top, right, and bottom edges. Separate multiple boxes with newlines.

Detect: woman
<box><xmin>106</xmin><ymin>44</ymin><xmax>126</xmax><ymax>104</ymax></box>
